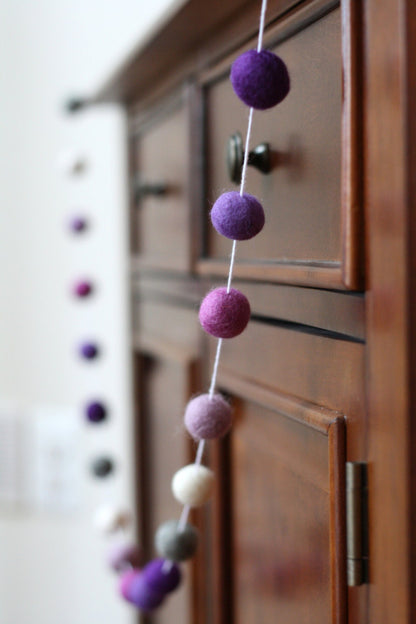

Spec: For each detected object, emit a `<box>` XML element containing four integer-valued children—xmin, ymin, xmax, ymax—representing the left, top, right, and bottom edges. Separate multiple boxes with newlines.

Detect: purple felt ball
<box><xmin>143</xmin><ymin>558</ymin><xmax>182</xmax><ymax>594</ymax></box>
<box><xmin>119</xmin><ymin>569</ymin><xmax>140</xmax><ymax>601</ymax></box>
<box><xmin>211</xmin><ymin>192</ymin><xmax>265</xmax><ymax>240</ymax></box>
<box><xmin>73</xmin><ymin>280</ymin><xmax>93</xmax><ymax>298</ymax></box>
<box><xmin>230</xmin><ymin>49</ymin><xmax>290</xmax><ymax>110</ymax></box>
<box><xmin>128</xmin><ymin>573</ymin><xmax>165</xmax><ymax>611</ymax></box>
<box><xmin>69</xmin><ymin>216</ymin><xmax>88</xmax><ymax>233</ymax></box>
<box><xmin>185</xmin><ymin>394</ymin><xmax>232</xmax><ymax>440</ymax></box>
<box><xmin>79</xmin><ymin>342</ymin><xmax>99</xmax><ymax>360</ymax></box>
<box><xmin>108</xmin><ymin>542</ymin><xmax>142</xmax><ymax>573</ymax></box>
<box><xmin>85</xmin><ymin>401</ymin><xmax>107</xmax><ymax>424</ymax></box>
<box><xmin>199</xmin><ymin>287</ymin><xmax>250</xmax><ymax>339</ymax></box>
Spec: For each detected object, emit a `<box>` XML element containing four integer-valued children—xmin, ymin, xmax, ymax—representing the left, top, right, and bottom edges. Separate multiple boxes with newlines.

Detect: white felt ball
<box><xmin>56</xmin><ymin>148</ymin><xmax>87</xmax><ymax>176</ymax></box>
<box><xmin>93</xmin><ymin>505</ymin><xmax>132</xmax><ymax>534</ymax></box>
<box><xmin>171</xmin><ymin>464</ymin><xmax>214</xmax><ymax>507</ymax></box>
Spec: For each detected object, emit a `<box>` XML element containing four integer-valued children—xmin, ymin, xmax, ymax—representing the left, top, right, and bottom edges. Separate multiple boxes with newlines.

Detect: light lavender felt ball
<box><xmin>185</xmin><ymin>393</ymin><xmax>232</xmax><ymax>440</ymax></box>
<box><xmin>211</xmin><ymin>192</ymin><xmax>265</xmax><ymax>240</ymax></box>
<box><xmin>199</xmin><ymin>287</ymin><xmax>251</xmax><ymax>339</ymax></box>
<box><xmin>230</xmin><ymin>49</ymin><xmax>290</xmax><ymax>110</ymax></box>
<box><xmin>108</xmin><ymin>542</ymin><xmax>142</xmax><ymax>573</ymax></box>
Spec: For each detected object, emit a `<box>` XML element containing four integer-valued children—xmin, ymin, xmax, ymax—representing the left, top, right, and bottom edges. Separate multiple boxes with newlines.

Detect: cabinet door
<box><xmin>210</xmin><ymin>379</ymin><xmax>346</xmax><ymax>624</ymax></box>
<box><xmin>133</xmin><ymin>299</ymin><xmax>205</xmax><ymax>624</ymax></box>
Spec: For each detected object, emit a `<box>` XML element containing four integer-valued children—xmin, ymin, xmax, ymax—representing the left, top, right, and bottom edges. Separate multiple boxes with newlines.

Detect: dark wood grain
<box><xmin>364</xmin><ymin>0</ymin><xmax>416</xmax><ymax>622</ymax></box>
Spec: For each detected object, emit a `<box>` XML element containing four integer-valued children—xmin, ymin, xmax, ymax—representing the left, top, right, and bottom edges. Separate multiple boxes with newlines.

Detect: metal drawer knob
<box><xmin>133</xmin><ymin>176</ymin><xmax>168</xmax><ymax>203</ymax></box>
<box><xmin>227</xmin><ymin>132</ymin><xmax>271</xmax><ymax>184</ymax></box>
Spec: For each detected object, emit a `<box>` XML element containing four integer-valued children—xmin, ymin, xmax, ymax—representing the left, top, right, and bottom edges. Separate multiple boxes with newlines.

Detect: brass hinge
<box><xmin>346</xmin><ymin>462</ymin><xmax>369</xmax><ymax>586</ymax></box>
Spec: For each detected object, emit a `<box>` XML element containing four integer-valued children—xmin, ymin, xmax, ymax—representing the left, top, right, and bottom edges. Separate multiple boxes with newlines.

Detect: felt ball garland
<box><xmin>112</xmin><ymin>0</ymin><xmax>290</xmax><ymax>612</ymax></box>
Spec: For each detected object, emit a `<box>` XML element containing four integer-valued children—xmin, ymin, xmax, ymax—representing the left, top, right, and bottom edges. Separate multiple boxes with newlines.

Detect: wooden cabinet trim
<box><xmin>217</xmin><ymin>369</ymin><xmax>344</xmax><ymax>434</ymax></box>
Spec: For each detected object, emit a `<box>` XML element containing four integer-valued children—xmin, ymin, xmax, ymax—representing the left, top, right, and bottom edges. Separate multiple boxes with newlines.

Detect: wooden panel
<box><xmin>210</xmin><ymin>378</ymin><xmax>345</xmax><ymax>624</ymax></box>
<box><xmin>364</xmin><ymin>0</ymin><xmax>416</xmax><ymax>622</ymax></box>
<box><xmin>133</xmin><ymin>270</ymin><xmax>365</xmax><ymax>340</ymax></box>
<box><xmin>214</xmin><ymin>321</ymin><xmax>364</xmax><ymax>415</ymax></box>
<box><xmin>137</xmin><ymin>355</ymin><xmax>195</xmax><ymax>624</ymax></box>
<box><xmin>133</xmin><ymin>299</ymin><xmax>201</xmax><ymax>362</ymax></box>
<box><xmin>199</xmin><ymin>1</ymin><xmax>362</xmax><ymax>289</ymax></box>
<box><xmin>210</xmin><ymin>318</ymin><xmax>365</xmax><ymax>462</ymax></box>
<box><xmin>131</xmin><ymin>96</ymin><xmax>192</xmax><ymax>272</ymax></box>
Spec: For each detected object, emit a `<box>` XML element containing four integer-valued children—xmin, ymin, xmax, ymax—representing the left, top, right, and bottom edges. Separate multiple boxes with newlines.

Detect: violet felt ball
<box><xmin>211</xmin><ymin>192</ymin><xmax>265</xmax><ymax>240</ymax></box>
<box><xmin>185</xmin><ymin>393</ymin><xmax>232</xmax><ymax>440</ymax></box>
<box><xmin>73</xmin><ymin>280</ymin><xmax>93</xmax><ymax>298</ymax></box>
<box><xmin>119</xmin><ymin>569</ymin><xmax>140</xmax><ymax>601</ymax></box>
<box><xmin>230</xmin><ymin>49</ymin><xmax>290</xmax><ymax>110</ymax></box>
<box><xmin>85</xmin><ymin>401</ymin><xmax>107</xmax><ymax>423</ymax></box>
<box><xmin>128</xmin><ymin>573</ymin><xmax>165</xmax><ymax>611</ymax></box>
<box><xmin>79</xmin><ymin>342</ymin><xmax>99</xmax><ymax>360</ymax></box>
<box><xmin>108</xmin><ymin>543</ymin><xmax>142</xmax><ymax>573</ymax></box>
<box><xmin>143</xmin><ymin>558</ymin><xmax>182</xmax><ymax>593</ymax></box>
<box><xmin>199</xmin><ymin>287</ymin><xmax>251</xmax><ymax>338</ymax></box>
<box><xmin>69</xmin><ymin>216</ymin><xmax>88</xmax><ymax>233</ymax></box>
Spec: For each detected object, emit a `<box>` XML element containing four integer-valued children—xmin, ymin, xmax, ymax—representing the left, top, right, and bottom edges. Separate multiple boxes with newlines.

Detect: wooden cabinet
<box><xmin>86</xmin><ymin>0</ymin><xmax>416</xmax><ymax>622</ymax></box>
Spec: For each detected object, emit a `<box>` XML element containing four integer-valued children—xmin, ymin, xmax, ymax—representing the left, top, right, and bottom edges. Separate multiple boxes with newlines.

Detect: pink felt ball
<box><xmin>230</xmin><ymin>49</ymin><xmax>290</xmax><ymax>110</ymax></box>
<box><xmin>119</xmin><ymin>569</ymin><xmax>140</xmax><ymax>602</ymax></box>
<box><xmin>211</xmin><ymin>192</ymin><xmax>265</xmax><ymax>240</ymax></box>
<box><xmin>199</xmin><ymin>287</ymin><xmax>250</xmax><ymax>338</ymax></box>
<box><xmin>184</xmin><ymin>394</ymin><xmax>232</xmax><ymax>440</ymax></box>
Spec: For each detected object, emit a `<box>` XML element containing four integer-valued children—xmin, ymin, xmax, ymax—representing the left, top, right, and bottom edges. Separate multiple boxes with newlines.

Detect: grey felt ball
<box><xmin>155</xmin><ymin>519</ymin><xmax>199</xmax><ymax>561</ymax></box>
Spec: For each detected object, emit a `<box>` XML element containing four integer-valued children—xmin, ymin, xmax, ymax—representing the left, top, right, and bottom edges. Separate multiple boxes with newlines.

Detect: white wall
<box><xmin>0</xmin><ymin>1</ymin><xmax>178</xmax><ymax>622</ymax></box>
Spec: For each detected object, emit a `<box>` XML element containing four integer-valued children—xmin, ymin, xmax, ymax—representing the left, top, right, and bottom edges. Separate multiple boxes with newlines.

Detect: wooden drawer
<box><xmin>211</xmin><ymin>316</ymin><xmax>365</xmax><ymax>458</ymax></box>
<box><xmin>199</xmin><ymin>1</ymin><xmax>362</xmax><ymax>289</ymax></box>
<box><xmin>130</xmin><ymin>91</ymin><xmax>195</xmax><ymax>272</ymax></box>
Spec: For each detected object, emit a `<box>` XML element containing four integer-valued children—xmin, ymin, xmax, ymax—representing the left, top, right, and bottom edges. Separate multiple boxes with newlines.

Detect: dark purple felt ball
<box><xmin>230</xmin><ymin>49</ymin><xmax>290</xmax><ymax>110</ymax></box>
<box><xmin>211</xmin><ymin>192</ymin><xmax>265</xmax><ymax>240</ymax></box>
<box><xmin>185</xmin><ymin>393</ymin><xmax>232</xmax><ymax>440</ymax></box>
<box><xmin>128</xmin><ymin>573</ymin><xmax>165</xmax><ymax>611</ymax></box>
<box><xmin>69</xmin><ymin>216</ymin><xmax>88</xmax><ymax>233</ymax></box>
<box><xmin>199</xmin><ymin>287</ymin><xmax>250</xmax><ymax>339</ymax></box>
<box><xmin>73</xmin><ymin>280</ymin><xmax>93</xmax><ymax>298</ymax></box>
<box><xmin>142</xmin><ymin>558</ymin><xmax>182</xmax><ymax>594</ymax></box>
<box><xmin>79</xmin><ymin>342</ymin><xmax>99</xmax><ymax>360</ymax></box>
<box><xmin>85</xmin><ymin>401</ymin><xmax>107</xmax><ymax>424</ymax></box>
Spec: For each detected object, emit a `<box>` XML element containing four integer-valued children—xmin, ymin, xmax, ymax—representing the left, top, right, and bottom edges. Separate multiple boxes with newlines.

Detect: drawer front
<box><xmin>131</xmin><ymin>95</ymin><xmax>192</xmax><ymax>272</ymax></box>
<box><xmin>200</xmin><ymin>2</ymin><xmax>362</xmax><ymax>289</ymax></box>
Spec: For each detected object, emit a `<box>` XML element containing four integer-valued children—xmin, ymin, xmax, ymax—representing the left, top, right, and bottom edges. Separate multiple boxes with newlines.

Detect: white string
<box><xmin>208</xmin><ymin>338</ymin><xmax>223</xmax><ymax>398</ymax></box>
<box><xmin>166</xmin><ymin>0</ymin><xmax>269</xmax><ymax>580</ymax></box>
<box><xmin>257</xmin><ymin>0</ymin><xmax>268</xmax><ymax>52</ymax></box>
<box><xmin>239</xmin><ymin>107</ymin><xmax>254</xmax><ymax>197</ymax></box>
